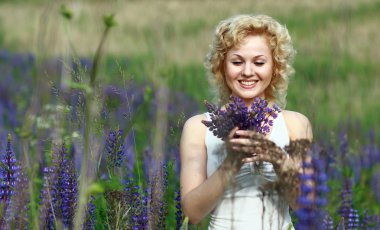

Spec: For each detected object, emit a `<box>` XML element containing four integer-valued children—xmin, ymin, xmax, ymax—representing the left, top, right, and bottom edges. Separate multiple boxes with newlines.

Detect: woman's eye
<box><xmin>255</xmin><ymin>62</ymin><xmax>265</xmax><ymax>66</ymax></box>
<box><xmin>232</xmin><ymin>61</ymin><xmax>242</xmax><ymax>65</ymax></box>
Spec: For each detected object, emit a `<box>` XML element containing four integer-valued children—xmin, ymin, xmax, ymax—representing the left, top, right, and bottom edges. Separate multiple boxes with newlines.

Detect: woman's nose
<box><xmin>242</xmin><ymin>63</ymin><xmax>253</xmax><ymax>77</ymax></box>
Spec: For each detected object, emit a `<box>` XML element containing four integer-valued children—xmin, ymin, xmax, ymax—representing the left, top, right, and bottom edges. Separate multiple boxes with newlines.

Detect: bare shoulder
<box><xmin>282</xmin><ymin>110</ymin><xmax>313</xmax><ymax>141</ymax></box>
<box><xmin>181</xmin><ymin>113</ymin><xmax>208</xmax><ymax>147</ymax></box>
<box><xmin>182</xmin><ymin>114</ymin><xmax>207</xmax><ymax>132</ymax></box>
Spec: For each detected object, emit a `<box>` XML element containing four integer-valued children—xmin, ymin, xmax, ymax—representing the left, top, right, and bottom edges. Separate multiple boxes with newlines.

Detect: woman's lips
<box><xmin>239</xmin><ymin>80</ymin><xmax>258</xmax><ymax>89</ymax></box>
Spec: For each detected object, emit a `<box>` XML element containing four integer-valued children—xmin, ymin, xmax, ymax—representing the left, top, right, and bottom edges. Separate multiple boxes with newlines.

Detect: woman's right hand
<box><xmin>223</xmin><ymin>127</ymin><xmax>247</xmax><ymax>172</ymax></box>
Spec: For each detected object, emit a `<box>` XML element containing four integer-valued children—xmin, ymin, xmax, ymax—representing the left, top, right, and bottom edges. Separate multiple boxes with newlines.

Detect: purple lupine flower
<box><xmin>375</xmin><ymin>215</ymin><xmax>380</xmax><ymax>229</ymax></box>
<box><xmin>323</xmin><ymin>215</ymin><xmax>334</xmax><ymax>230</ymax></box>
<box><xmin>202</xmin><ymin>96</ymin><xmax>280</xmax><ymax>140</ymax></box>
<box><xmin>338</xmin><ymin>179</ymin><xmax>352</xmax><ymax>216</ymax></box>
<box><xmin>105</xmin><ymin>130</ymin><xmax>125</xmax><ymax>170</ymax></box>
<box><xmin>0</xmin><ymin>51</ymin><xmax>35</xmax><ymax>130</ymax></box>
<box><xmin>123</xmin><ymin>180</ymin><xmax>149</xmax><ymax>229</ymax></box>
<box><xmin>362</xmin><ymin>129</ymin><xmax>377</xmax><ymax>169</ymax></box>
<box><xmin>83</xmin><ymin>196</ymin><xmax>96</xmax><ymax>230</ymax></box>
<box><xmin>0</xmin><ymin>134</ymin><xmax>20</xmax><ymax>204</ymax></box>
<box><xmin>39</xmin><ymin>144</ymin><xmax>78</xmax><ymax>229</ymax></box>
<box><xmin>346</xmin><ymin>208</ymin><xmax>360</xmax><ymax>229</ymax></box>
<box><xmin>337</xmin><ymin>179</ymin><xmax>363</xmax><ymax>230</ymax></box>
<box><xmin>2</xmin><ymin>168</ymin><xmax>29</xmax><ymax>230</ymax></box>
<box><xmin>339</xmin><ymin>131</ymin><xmax>349</xmax><ymax>156</ymax></box>
<box><xmin>361</xmin><ymin>210</ymin><xmax>372</xmax><ymax>229</ymax></box>
<box><xmin>56</xmin><ymin>145</ymin><xmax>78</xmax><ymax>228</ymax></box>
<box><xmin>39</xmin><ymin>167</ymin><xmax>57</xmax><ymax>230</ymax></box>
<box><xmin>296</xmin><ymin>147</ymin><xmax>329</xmax><ymax>230</ymax></box>
<box><xmin>295</xmin><ymin>160</ymin><xmax>314</xmax><ymax>229</ymax></box>
<box><xmin>371</xmin><ymin>169</ymin><xmax>380</xmax><ymax>203</ymax></box>
<box><xmin>174</xmin><ymin>189</ymin><xmax>183</xmax><ymax>230</ymax></box>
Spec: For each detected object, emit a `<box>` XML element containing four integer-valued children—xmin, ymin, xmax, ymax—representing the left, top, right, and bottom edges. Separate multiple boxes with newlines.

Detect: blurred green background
<box><xmin>1</xmin><ymin>0</ymin><xmax>379</xmax><ymax>138</ymax></box>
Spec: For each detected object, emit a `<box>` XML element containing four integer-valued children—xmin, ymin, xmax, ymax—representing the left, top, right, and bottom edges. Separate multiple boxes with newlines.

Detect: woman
<box><xmin>180</xmin><ymin>14</ymin><xmax>313</xmax><ymax>229</ymax></box>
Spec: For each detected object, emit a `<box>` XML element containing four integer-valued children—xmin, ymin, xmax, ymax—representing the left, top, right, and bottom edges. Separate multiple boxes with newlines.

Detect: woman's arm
<box><xmin>180</xmin><ymin>115</ymin><xmax>241</xmax><ymax>224</ymax></box>
<box><xmin>278</xmin><ymin>110</ymin><xmax>314</xmax><ymax>209</ymax></box>
<box><xmin>283</xmin><ymin>110</ymin><xmax>313</xmax><ymax>141</ymax></box>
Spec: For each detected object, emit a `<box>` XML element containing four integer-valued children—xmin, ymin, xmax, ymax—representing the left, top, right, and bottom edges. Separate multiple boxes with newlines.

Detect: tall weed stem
<box><xmin>74</xmin><ymin>14</ymin><xmax>116</xmax><ymax>229</ymax></box>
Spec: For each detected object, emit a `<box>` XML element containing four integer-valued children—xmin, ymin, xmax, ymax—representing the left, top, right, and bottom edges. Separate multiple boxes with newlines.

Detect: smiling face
<box><xmin>224</xmin><ymin>34</ymin><xmax>274</xmax><ymax>106</ymax></box>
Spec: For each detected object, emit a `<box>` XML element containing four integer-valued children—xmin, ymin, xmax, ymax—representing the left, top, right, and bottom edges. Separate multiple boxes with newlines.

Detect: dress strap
<box><xmin>269</xmin><ymin>113</ymin><xmax>290</xmax><ymax>149</ymax></box>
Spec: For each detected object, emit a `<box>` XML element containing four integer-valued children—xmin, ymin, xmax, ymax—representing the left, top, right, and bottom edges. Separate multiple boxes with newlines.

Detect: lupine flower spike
<box><xmin>296</xmin><ymin>149</ymin><xmax>329</xmax><ymax>230</ymax></box>
<box><xmin>39</xmin><ymin>144</ymin><xmax>78</xmax><ymax>229</ymax></box>
<box><xmin>0</xmin><ymin>134</ymin><xmax>20</xmax><ymax>204</ymax></box>
<box><xmin>0</xmin><ymin>134</ymin><xmax>21</xmax><ymax>228</ymax></box>
<box><xmin>105</xmin><ymin>129</ymin><xmax>125</xmax><ymax>174</ymax></box>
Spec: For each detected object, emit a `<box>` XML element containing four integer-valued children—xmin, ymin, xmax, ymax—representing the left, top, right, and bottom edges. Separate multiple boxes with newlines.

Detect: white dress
<box><xmin>205</xmin><ymin>113</ymin><xmax>294</xmax><ymax>230</ymax></box>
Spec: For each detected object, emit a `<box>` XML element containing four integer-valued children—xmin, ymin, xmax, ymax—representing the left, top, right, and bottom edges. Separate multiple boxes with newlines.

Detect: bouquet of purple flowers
<box><xmin>202</xmin><ymin>96</ymin><xmax>281</xmax><ymax>140</ymax></box>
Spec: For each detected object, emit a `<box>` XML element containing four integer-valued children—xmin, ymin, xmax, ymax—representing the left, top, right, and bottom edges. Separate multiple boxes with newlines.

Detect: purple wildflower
<box><xmin>0</xmin><ymin>134</ymin><xmax>20</xmax><ymax>204</ymax></box>
<box><xmin>338</xmin><ymin>179</ymin><xmax>363</xmax><ymax>229</ymax></box>
<box><xmin>371</xmin><ymin>169</ymin><xmax>380</xmax><ymax>203</ymax></box>
<box><xmin>83</xmin><ymin>196</ymin><xmax>96</xmax><ymax>230</ymax></box>
<box><xmin>123</xmin><ymin>180</ymin><xmax>149</xmax><ymax>229</ymax></box>
<box><xmin>175</xmin><ymin>189</ymin><xmax>183</xmax><ymax>230</ymax></box>
<box><xmin>105</xmin><ymin>130</ymin><xmax>125</xmax><ymax>171</ymax></box>
<box><xmin>347</xmin><ymin>208</ymin><xmax>360</xmax><ymax>229</ymax></box>
<box><xmin>338</xmin><ymin>179</ymin><xmax>353</xmax><ymax>218</ymax></box>
<box><xmin>5</xmin><ymin>169</ymin><xmax>29</xmax><ymax>230</ymax></box>
<box><xmin>39</xmin><ymin>144</ymin><xmax>78</xmax><ymax>229</ymax></box>
<box><xmin>296</xmin><ymin>147</ymin><xmax>329</xmax><ymax>230</ymax></box>
<box><xmin>375</xmin><ymin>215</ymin><xmax>380</xmax><ymax>229</ymax></box>
<box><xmin>339</xmin><ymin>131</ymin><xmax>349</xmax><ymax>156</ymax></box>
<box><xmin>323</xmin><ymin>215</ymin><xmax>334</xmax><ymax>230</ymax></box>
<box><xmin>0</xmin><ymin>135</ymin><xmax>28</xmax><ymax>229</ymax></box>
<box><xmin>361</xmin><ymin>210</ymin><xmax>374</xmax><ymax>229</ymax></box>
<box><xmin>202</xmin><ymin>96</ymin><xmax>280</xmax><ymax>140</ymax></box>
<box><xmin>39</xmin><ymin>167</ymin><xmax>57</xmax><ymax>230</ymax></box>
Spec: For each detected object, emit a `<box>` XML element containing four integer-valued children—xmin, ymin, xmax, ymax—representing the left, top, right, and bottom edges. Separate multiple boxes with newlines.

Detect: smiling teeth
<box><xmin>241</xmin><ymin>81</ymin><xmax>256</xmax><ymax>86</ymax></box>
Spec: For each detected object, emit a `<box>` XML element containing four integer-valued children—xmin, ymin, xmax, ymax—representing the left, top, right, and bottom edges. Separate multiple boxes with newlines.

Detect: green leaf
<box><xmin>181</xmin><ymin>217</ymin><xmax>189</xmax><ymax>230</ymax></box>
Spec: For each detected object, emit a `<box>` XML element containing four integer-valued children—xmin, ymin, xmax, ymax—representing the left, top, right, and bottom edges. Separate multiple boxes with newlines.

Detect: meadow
<box><xmin>0</xmin><ymin>0</ymin><xmax>379</xmax><ymax>229</ymax></box>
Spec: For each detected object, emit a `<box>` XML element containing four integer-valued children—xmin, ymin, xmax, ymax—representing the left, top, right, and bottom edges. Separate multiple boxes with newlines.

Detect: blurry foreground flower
<box><xmin>105</xmin><ymin>129</ymin><xmax>126</xmax><ymax>176</ymax></box>
<box><xmin>295</xmin><ymin>148</ymin><xmax>329</xmax><ymax>230</ymax></box>
<box><xmin>0</xmin><ymin>134</ymin><xmax>20</xmax><ymax>204</ymax></box>
<box><xmin>39</xmin><ymin>144</ymin><xmax>78</xmax><ymax>229</ymax></box>
<box><xmin>0</xmin><ymin>134</ymin><xmax>24</xmax><ymax>228</ymax></box>
<box><xmin>202</xmin><ymin>96</ymin><xmax>280</xmax><ymax>140</ymax></box>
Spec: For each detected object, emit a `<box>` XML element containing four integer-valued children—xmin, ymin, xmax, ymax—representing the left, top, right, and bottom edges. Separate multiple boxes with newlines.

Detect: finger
<box><xmin>232</xmin><ymin>145</ymin><xmax>259</xmax><ymax>155</ymax></box>
<box><xmin>235</xmin><ymin>130</ymin><xmax>261</xmax><ymax>138</ymax></box>
<box><xmin>230</xmin><ymin>138</ymin><xmax>255</xmax><ymax>146</ymax></box>
<box><xmin>228</xmin><ymin>127</ymin><xmax>239</xmax><ymax>139</ymax></box>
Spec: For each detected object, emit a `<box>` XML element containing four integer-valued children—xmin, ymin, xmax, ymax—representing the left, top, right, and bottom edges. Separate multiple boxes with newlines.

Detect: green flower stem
<box><xmin>74</xmin><ymin>15</ymin><xmax>115</xmax><ymax>229</ymax></box>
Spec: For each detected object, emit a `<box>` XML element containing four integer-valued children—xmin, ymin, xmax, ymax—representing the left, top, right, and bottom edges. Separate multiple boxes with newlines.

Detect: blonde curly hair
<box><xmin>205</xmin><ymin>14</ymin><xmax>296</xmax><ymax>108</ymax></box>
